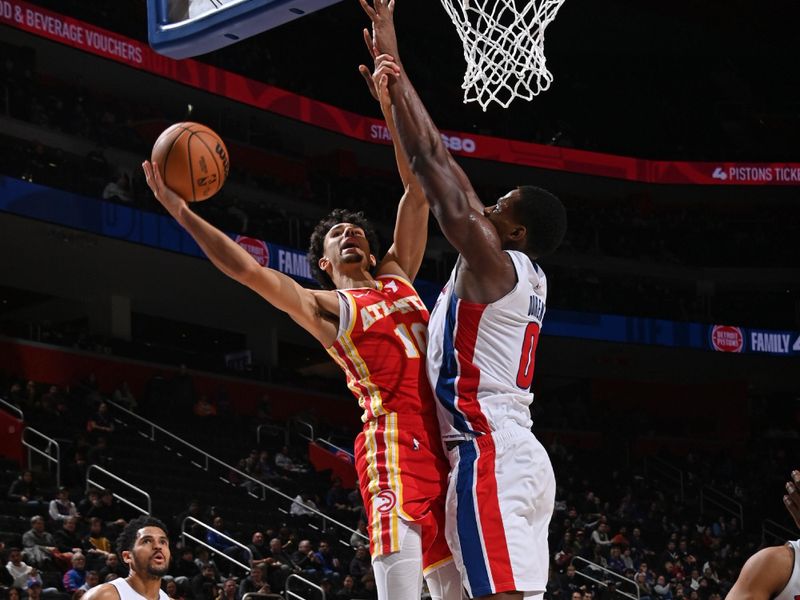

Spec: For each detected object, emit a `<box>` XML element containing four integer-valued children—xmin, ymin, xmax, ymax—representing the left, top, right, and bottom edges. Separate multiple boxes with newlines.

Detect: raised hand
<box><xmin>359</xmin><ymin>53</ymin><xmax>401</xmax><ymax>114</ymax></box>
<box><xmin>358</xmin><ymin>0</ymin><xmax>399</xmax><ymax>58</ymax></box>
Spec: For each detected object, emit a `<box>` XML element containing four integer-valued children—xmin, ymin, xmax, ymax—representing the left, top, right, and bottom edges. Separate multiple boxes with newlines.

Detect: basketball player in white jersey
<box><xmin>726</xmin><ymin>469</ymin><xmax>800</xmax><ymax>600</ymax></box>
<box><xmin>361</xmin><ymin>2</ymin><xmax>566</xmax><ymax>598</ymax></box>
<box><xmin>83</xmin><ymin>516</ymin><xmax>170</xmax><ymax>600</ymax></box>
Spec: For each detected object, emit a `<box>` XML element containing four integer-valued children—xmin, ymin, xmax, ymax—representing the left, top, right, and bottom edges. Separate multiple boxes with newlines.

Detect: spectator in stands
<box><xmin>82</xmin><ymin>517</ymin><xmax>112</xmax><ymax>568</ymax></box>
<box><xmin>174</xmin><ymin>499</ymin><xmax>209</xmax><ymax>540</ymax></box>
<box><xmin>256</xmin><ymin>451</ymin><xmax>282</xmax><ymax>484</ymax></box>
<box><xmin>335</xmin><ymin>574</ymin><xmax>357</xmax><ymax>599</ymax></box>
<box><xmin>165</xmin><ymin>579</ymin><xmax>185</xmax><ymax>600</ymax></box>
<box><xmin>349</xmin><ymin>520</ymin><xmax>368</xmax><ymax>549</ymax></box>
<box><xmin>265</xmin><ymin>538</ymin><xmax>292</xmax><ymax>591</ymax></box>
<box><xmin>86</xmin><ymin>402</ymin><xmax>115</xmax><ymax>440</ymax></box>
<box><xmin>290</xmin><ymin>540</ymin><xmax>320</xmax><ymax>580</ymax></box>
<box><xmin>7</xmin><ymin>471</ymin><xmax>43</xmax><ymax>506</ymax></box>
<box><xmin>5</xmin><ymin>548</ymin><xmax>36</xmax><ymax>590</ymax></box>
<box><xmin>77</xmin><ymin>489</ymin><xmax>101</xmax><ymax>522</ymax></box>
<box><xmin>246</xmin><ymin>532</ymin><xmax>269</xmax><ymax>570</ymax></box>
<box><xmin>78</xmin><ymin>570</ymin><xmax>99</xmax><ymax>593</ymax></box>
<box><xmin>102</xmin><ymin>172</ymin><xmax>133</xmax><ymax>204</ymax></box>
<box><xmin>359</xmin><ymin>572</ymin><xmax>378</xmax><ymax>600</ymax></box>
<box><xmin>53</xmin><ymin>517</ymin><xmax>84</xmax><ymax>563</ymax></box>
<box><xmin>98</xmin><ymin>553</ymin><xmax>127</xmax><ymax>580</ymax></box>
<box><xmin>171</xmin><ymin>547</ymin><xmax>199</xmax><ymax>584</ymax></box>
<box><xmin>635</xmin><ymin>572</ymin><xmax>653</xmax><ymax>600</ymax></box>
<box><xmin>22</xmin><ymin>516</ymin><xmax>56</xmax><ymax>569</ymax></box>
<box><xmin>558</xmin><ymin>564</ymin><xmax>581</xmax><ymax>597</ymax></box>
<box><xmin>592</xmin><ymin>522</ymin><xmax>613</xmax><ymax>554</ymax></box>
<box><xmin>62</xmin><ymin>553</ymin><xmax>87</xmax><ymax>593</ymax></box>
<box><xmin>348</xmin><ymin>545</ymin><xmax>370</xmax><ymax>581</ymax></box>
<box><xmin>238</xmin><ymin>564</ymin><xmax>271</xmax><ymax>597</ymax></box>
<box><xmin>111</xmin><ymin>381</ymin><xmax>137</xmax><ymax>412</ymax></box>
<box><xmin>205</xmin><ymin>517</ymin><xmax>234</xmax><ymax>555</ymax></box>
<box><xmin>607</xmin><ymin>546</ymin><xmax>626</xmax><ymax>575</ymax></box>
<box><xmin>7</xmin><ymin>381</ymin><xmax>25</xmax><ymax>411</ymax></box>
<box><xmin>7</xmin><ymin>588</ymin><xmax>22</xmax><ymax>600</ymax></box>
<box><xmin>191</xmin><ymin>563</ymin><xmax>219</xmax><ymax>600</ymax></box>
<box><xmin>654</xmin><ymin>575</ymin><xmax>673</xmax><ymax>600</ymax></box>
<box><xmin>49</xmin><ymin>487</ymin><xmax>79</xmax><ymax>524</ymax></box>
<box><xmin>274</xmin><ymin>447</ymin><xmax>307</xmax><ymax>474</ymax></box>
<box><xmin>289</xmin><ymin>492</ymin><xmax>318</xmax><ymax>519</ymax></box>
<box><xmin>39</xmin><ymin>385</ymin><xmax>66</xmax><ymax>417</ymax></box>
<box><xmin>215</xmin><ymin>578</ymin><xmax>238</xmax><ymax>600</ymax></box>
<box><xmin>85</xmin><ymin>490</ymin><xmax>125</xmax><ymax>531</ymax></box>
<box><xmin>313</xmin><ymin>541</ymin><xmax>340</xmax><ymax>583</ymax></box>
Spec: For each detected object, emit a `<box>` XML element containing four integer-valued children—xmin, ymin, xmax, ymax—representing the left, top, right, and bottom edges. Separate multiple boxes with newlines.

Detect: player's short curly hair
<box><xmin>515</xmin><ymin>185</ymin><xmax>567</xmax><ymax>258</ymax></box>
<box><xmin>116</xmin><ymin>515</ymin><xmax>169</xmax><ymax>558</ymax></box>
<box><xmin>308</xmin><ymin>209</ymin><xmax>381</xmax><ymax>290</ymax></box>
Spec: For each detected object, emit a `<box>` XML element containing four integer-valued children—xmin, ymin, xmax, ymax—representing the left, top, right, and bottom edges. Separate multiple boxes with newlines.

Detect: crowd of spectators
<box><xmin>2</xmin><ymin>346</ymin><xmax>798</xmax><ymax>600</ymax></box>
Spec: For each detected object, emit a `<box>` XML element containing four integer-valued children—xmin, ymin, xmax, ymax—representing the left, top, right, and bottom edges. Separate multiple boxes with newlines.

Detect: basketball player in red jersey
<box><xmin>142</xmin><ymin>65</ymin><xmax>462</xmax><ymax>600</ymax></box>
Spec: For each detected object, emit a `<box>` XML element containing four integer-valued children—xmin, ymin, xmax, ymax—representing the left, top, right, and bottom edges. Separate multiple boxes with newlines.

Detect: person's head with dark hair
<box><xmin>116</xmin><ymin>515</ymin><xmax>170</xmax><ymax>579</ymax></box>
<box><xmin>483</xmin><ymin>186</ymin><xmax>567</xmax><ymax>260</ymax></box>
<box><xmin>308</xmin><ymin>209</ymin><xmax>381</xmax><ymax>290</ymax></box>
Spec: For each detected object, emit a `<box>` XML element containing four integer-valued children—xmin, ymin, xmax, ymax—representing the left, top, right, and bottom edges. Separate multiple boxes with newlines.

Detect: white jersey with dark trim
<box><xmin>775</xmin><ymin>539</ymin><xmax>800</xmax><ymax>600</ymax></box>
<box><xmin>108</xmin><ymin>578</ymin><xmax>169</xmax><ymax>600</ymax></box>
<box><xmin>426</xmin><ymin>250</ymin><xmax>547</xmax><ymax>441</ymax></box>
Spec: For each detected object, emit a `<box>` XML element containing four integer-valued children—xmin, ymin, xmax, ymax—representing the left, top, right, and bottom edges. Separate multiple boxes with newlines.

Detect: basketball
<box><xmin>150</xmin><ymin>122</ymin><xmax>229</xmax><ymax>202</ymax></box>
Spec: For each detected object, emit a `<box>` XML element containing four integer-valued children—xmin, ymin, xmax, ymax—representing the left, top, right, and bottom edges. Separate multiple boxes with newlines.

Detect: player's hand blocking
<box><xmin>359</xmin><ymin>0</ymin><xmax>399</xmax><ymax>58</ymax></box>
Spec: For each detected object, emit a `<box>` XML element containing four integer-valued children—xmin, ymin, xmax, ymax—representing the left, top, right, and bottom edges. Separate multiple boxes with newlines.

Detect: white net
<box><xmin>439</xmin><ymin>0</ymin><xmax>566</xmax><ymax>110</ymax></box>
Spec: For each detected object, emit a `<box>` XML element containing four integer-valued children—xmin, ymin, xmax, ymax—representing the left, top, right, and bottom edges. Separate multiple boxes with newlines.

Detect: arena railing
<box><xmin>241</xmin><ymin>592</ymin><xmax>283</xmax><ymax>600</ymax></box>
<box><xmin>700</xmin><ymin>485</ymin><xmax>744</xmax><ymax>529</ymax></box>
<box><xmin>22</xmin><ymin>427</ymin><xmax>60</xmax><ymax>488</ymax></box>
<box><xmin>760</xmin><ymin>518</ymin><xmax>796</xmax><ymax>547</ymax></box>
<box><xmin>571</xmin><ymin>556</ymin><xmax>639</xmax><ymax>600</ymax></box>
<box><xmin>0</xmin><ymin>397</ymin><xmax>23</xmax><ymax>420</ymax></box>
<box><xmin>285</xmin><ymin>573</ymin><xmax>325</xmax><ymax>600</ymax></box>
<box><xmin>181</xmin><ymin>516</ymin><xmax>253</xmax><ymax>574</ymax></box>
<box><xmin>86</xmin><ymin>464</ymin><xmax>152</xmax><ymax>516</ymax></box>
<box><xmin>106</xmin><ymin>399</ymin><xmax>368</xmax><ymax>546</ymax></box>
<box><xmin>290</xmin><ymin>418</ymin><xmax>355</xmax><ymax>462</ymax></box>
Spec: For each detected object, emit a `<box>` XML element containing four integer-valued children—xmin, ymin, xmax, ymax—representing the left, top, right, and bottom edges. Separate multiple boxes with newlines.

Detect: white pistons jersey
<box><xmin>775</xmin><ymin>539</ymin><xmax>800</xmax><ymax>600</ymax></box>
<box><xmin>426</xmin><ymin>250</ymin><xmax>547</xmax><ymax>441</ymax></box>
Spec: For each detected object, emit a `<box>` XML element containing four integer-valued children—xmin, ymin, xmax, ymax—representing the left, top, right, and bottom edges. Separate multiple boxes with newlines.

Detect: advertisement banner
<box><xmin>2</xmin><ymin>175</ymin><xmax>799</xmax><ymax>356</ymax></box>
<box><xmin>3</xmin><ymin>0</ymin><xmax>800</xmax><ymax>186</ymax></box>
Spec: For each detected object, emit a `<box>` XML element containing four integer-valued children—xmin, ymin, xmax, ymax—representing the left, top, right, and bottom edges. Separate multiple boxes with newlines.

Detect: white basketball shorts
<box><xmin>445</xmin><ymin>427</ymin><xmax>555</xmax><ymax>598</ymax></box>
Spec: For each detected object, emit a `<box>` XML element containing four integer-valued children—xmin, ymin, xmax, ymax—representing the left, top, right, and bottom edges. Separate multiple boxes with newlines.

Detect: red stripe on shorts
<box><xmin>475</xmin><ymin>438</ymin><xmax>515</xmax><ymax>591</ymax></box>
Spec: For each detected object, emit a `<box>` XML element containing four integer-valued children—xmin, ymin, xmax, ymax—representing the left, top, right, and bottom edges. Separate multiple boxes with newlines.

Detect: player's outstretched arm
<box><xmin>359</xmin><ymin>39</ymin><xmax>428</xmax><ymax>282</ymax></box>
<box><xmin>360</xmin><ymin>0</ymin><xmax>515</xmax><ymax>298</ymax></box>
<box><xmin>726</xmin><ymin>545</ymin><xmax>793</xmax><ymax>600</ymax></box>
<box><xmin>142</xmin><ymin>161</ymin><xmax>338</xmax><ymax>345</ymax></box>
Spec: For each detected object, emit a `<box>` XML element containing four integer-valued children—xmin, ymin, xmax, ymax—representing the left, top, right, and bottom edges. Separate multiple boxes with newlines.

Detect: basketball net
<box><xmin>439</xmin><ymin>0</ymin><xmax>566</xmax><ymax>110</ymax></box>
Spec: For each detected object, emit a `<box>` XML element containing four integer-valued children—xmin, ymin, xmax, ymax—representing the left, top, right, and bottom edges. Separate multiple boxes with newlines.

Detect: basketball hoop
<box><xmin>439</xmin><ymin>0</ymin><xmax>566</xmax><ymax>110</ymax></box>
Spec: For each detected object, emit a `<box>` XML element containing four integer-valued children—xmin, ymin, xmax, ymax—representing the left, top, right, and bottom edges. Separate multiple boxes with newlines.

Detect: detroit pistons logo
<box><xmin>375</xmin><ymin>490</ymin><xmax>397</xmax><ymax>514</ymax></box>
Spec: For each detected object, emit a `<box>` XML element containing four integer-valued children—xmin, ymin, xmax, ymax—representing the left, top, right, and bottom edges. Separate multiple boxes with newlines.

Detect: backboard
<box><xmin>147</xmin><ymin>0</ymin><xmax>343</xmax><ymax>59</ymax></box>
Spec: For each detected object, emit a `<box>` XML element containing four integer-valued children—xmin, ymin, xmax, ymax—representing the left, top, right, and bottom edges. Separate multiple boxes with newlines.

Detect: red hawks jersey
<box><xmin>326</xmin><ymin>274</ymin><xmax>436</xmax><ymax>422</ymax></box>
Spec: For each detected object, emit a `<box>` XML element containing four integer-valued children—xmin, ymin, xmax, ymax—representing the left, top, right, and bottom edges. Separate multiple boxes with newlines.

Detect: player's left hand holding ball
<box><xmin>142</xmin><ymin>161</ymin><xmax>187</xmax><ymax>221</ymax></box>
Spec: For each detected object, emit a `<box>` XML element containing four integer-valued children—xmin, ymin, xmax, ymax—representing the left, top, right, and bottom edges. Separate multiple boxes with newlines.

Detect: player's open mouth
<box><xmin>341</xmin><ymin>240</ymin><xmax>361</xmax><ymax>254</ymax></box>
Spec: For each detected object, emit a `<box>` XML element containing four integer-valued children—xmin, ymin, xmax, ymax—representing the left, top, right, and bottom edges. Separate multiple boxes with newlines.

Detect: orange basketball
<box><xmin>151</xmin><ymin>122</ymin><xmax>229</xmax><ymax>202</ymax></box>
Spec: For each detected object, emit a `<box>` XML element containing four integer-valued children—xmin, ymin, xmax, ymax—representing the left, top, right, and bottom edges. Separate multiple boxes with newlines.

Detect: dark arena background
<box><xmin>1</xmin><ymin>1</ymin><xmax>799</xmax><ymax>599</ymax></box>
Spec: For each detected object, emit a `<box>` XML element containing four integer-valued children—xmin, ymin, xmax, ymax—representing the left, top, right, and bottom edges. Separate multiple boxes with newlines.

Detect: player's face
<box><xmin>483</xmin><ymin>189</ymin><xmax>522</xmax><ymax>240</ymax></box>
<box><xmin>124</xmin><ymin>526</ymin><xmax>171</xmax><ymax>579</ymax></box>
<box><xmin>322</xmin><ymin>222</ymin><xmax>375</xmax><ymax>272</ymax></box>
